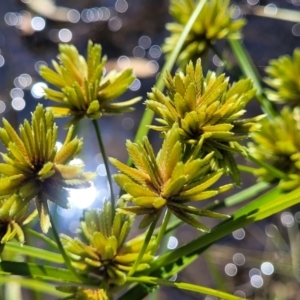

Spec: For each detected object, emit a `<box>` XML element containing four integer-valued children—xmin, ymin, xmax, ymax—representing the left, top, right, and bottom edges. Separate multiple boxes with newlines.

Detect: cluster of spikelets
<box><xmin>0</xmin><ymin>195</ymin><xmax>37</xmax><ymax>251</ymax></box>
<box><xmin>247</xmin><ymin>49</ymin><xmax>300</xmax><ymax>191</ymax></box>
<box><xmin>40</xmin><ymin>40</ymin><xmax>141</xmax><ymax>125</ymax></box>
<box><xmin>61</xmin><ymin>202</ymin><xmax>156</xmax><ymax>287</ymax></box>
<box><xmin>0</xmin><ymin>104</ymin><xmax>96</xmax><ymax>234</ymax></box>
<box><xmin>264</xmin><ymin>48</ymin><xmax>300</xmax><ymax>106</ymax></box>
<box><xmin>163</xmin><ymin>0</ymin><xmax>246</xmax><ymax>68</ymax></box>
<box><xmin>146</xmin><ymin>59</ymin><xmax>262</xmax><ymax>184</ymax></box>
<box><xmin>56</xmin><ymin>286</ymin><xmax>109</xmax><ymax>300</ymax></box>
<box><xmin>110</xmin><ymin>125</ymin><xmax>232</xmax><ymax>232</ymax></box>
<box><xmin>249</xmin><ymin>107</ymin><xmax>300</xmax><ymax>191</ymax></box>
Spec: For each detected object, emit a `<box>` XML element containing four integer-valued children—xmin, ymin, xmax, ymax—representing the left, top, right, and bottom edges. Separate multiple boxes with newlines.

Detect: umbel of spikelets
<box><xmin>0</xmin><ymin>195</ymin><xmax>37</xmax><ymax>254</ymax></box>
<box><xmin>249</xmin><ymin>107</ymin><xmax>300</xmax><ymax>191</ymax></box>
<box><xmin>61</xmin><ymin>202</ymin><xmax>156</xmax><ymax>286</ymax></box>
<box><xmin>110</xmin><ymin>125</ymin><xmax>232</xmax><ymax>232</ymax></box>
<box><xmin>0</xmin><ymin>104</ymin><xmax>96</xmax><ymax>233</ymax></box>
<box><xmin>265</xmin><ymin>48</ymin><xmax>300</xmax><ymax>106</ymax></box>
<box><xmin>163</xmin><ymin>0</ymin><xmax>246</xmax><ymax>68</ymax></box>
<box><xmin>40</xmin><ymin>41</ymin><xmax>141</xmax><ymax>125</ymax></box>
<box><xmin>146</xmin><ymin>59</ymin><xmax>262</xmax><ymax>184</ymax></box>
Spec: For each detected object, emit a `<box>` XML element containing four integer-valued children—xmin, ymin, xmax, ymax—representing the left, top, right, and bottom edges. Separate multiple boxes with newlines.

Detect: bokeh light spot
<box><xmin>31</xmin><ymin>82</ymin><xmax>47</xmax><ymax>98</ymax></box>
<box><xmin>251</xmin><ymin>275</ymin><xmax>264</xmax><ymax>288</ymax></box>
<box><xmin>292</xmin><ymin>24</ymin><xmax>300</xmax><ymax>36</ymax></box>
<box><xmin>212</xmin><ymin>55</ymin><xmax>224</xmax><ymax>67</ymax></box>
<box><xmin>117</xmin><ymin>55</ymin><xmax>130</xmax><ymax>68</ymax></box>
<box><xmin>146</xmin><ymin>60</ymin><xmax>159</xmax><ymax>73</ymax></box>
<box><xmin>281</xmin><ymin>211</ymin><xmax>294</xmax><ymax>227</ymax></box>
<box><xmin>249</xmin><ymin>268</ymin><xmax>261</xmax><ymax>278</ymax></box>
<box><xmin>97</xmin><ymin>164</ymin><xmax>107</xmax><ymax>176</ymax></box>
<box><xmin>0</xmin><ymin>55</ymin><xmax>5</xmax><ymax>67</ymax></box>
<box><xmin>167</xmin><ymin>236</ymin><xmax>178</xmax><ymax>250</ymax></box>
<box><xmin>129</xmin><ymin>78</ymin><xmax>141</xmax><ymax>91</ymax></box>
<box><xmin>0</xmin><ymin>101</ymin><xmax>6</xmax><ymax>113</ymax></box>
<box><xmin>133</xmin><ymin>46</ymin><xmax>145</xmax><ymax>58</ymax></box>
<box><xmin>264</xmin><ymin>3</ymin><xmax>277</xmax><ymax>15</ymax></box>
<box><xmin>108</xmin><ymin>17</ymin><xmax>122</xmax><ymax>31</ymax></box>
<box><xmin>139</xmin><ymin>36</ymin><xmax>151</xmax><ymax>49</ymax></box>
<box><xmin>67</xmin><ymin>9</ymin><xmax>80</xmax><ymax>23</ymax></box>
<box><xmin>149</xmin><ymin>45</ymin><xmax>162</xmax><ymax>59</ymax></box>
<box><xmin>233</xmin><ymin>253</ymin><xmax>245</xmax><ymax>266</ymax></box>
<box><xmin>58</xmin><ymin>29</ymin><xmax>72</xmax><ymax>42</ymax></box>
<box><xmin>34</xmin><ymin>60</ymin><xmax>48</xmax><ymax>72</ymax></box>
<box><xmin>265</xmin><ymin>224</ymin><xmax>278</xmax><ymax>237</ymax></box>
<box><xmin>31</xmin><ymin>16</ymin><xmax>46</xmax><ymax>31</ymax></box>
<box><xmin>115</xmin><ymin>0</ymin><xmax>128</xmax><ymax>13</ymax></box>
<box><xmin>261</xmin><ymin>262</ymin><xmax>274</xmax><ymax>275</ymax></box>
<box><xmin>224</xmin><ymin>263</ymin><xmax>237</xmax><ymax>276</ymax></box>
<box><xmin>232</xmin><ymin>228</ymin><xmax>245</xmax><ymax>240</ymax></box>
<box><xmin>12</xmin><ymin>97</ymin><xmax>26</xmax><ymax>111</ymax></box>
<box><xmin>247</xmin><ymin>0</ymin><xmax>259</xmax><ymax>5</ymax></box>
<box><xmin>10</xmin><ymin>88</ymin><xmax>24</xmax><ymax>99</ymax></box>
<box><xmin>234</xmin><ymin>290</ymin><xmax>246</xmax><ymax>298</ymax></box>
<box><xmin>4</xmin><ymin>12</ymin><xmax>19</xmax><ymax>26</ymax></box>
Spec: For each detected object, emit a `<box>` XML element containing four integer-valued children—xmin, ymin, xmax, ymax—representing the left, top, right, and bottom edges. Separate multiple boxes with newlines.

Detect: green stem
<box><xmin>237</xmin><ymin>164</ymin><xmax>258</xmax><ymax>174</ymax></box>
<box><xmin>128</xmin><ymin>213</ymin><xmax>161</xmax><ymax>276</ymax></box>
<box><xmin>49</xmin><ymin>214</ymin><xmax>87</xmax><ymax>283</ymax></box>
<box><xmin>152</xmin><ymin>209</ymin><xmax>171</xmax><ymax>255</ymax></box>
<box><xmin>92</xmin><ymin>119</ymin><xmax>115</xmax><ymax>214</ymax></box>
<box><xmin>228</xmin><ymin>39</ymin><xmax>277</xmax><ymax>118</ymax></box>
<box><xmin>133</xmin><ymin>0</ymin><xmax>207</xmax><ymax>143</ymax></box>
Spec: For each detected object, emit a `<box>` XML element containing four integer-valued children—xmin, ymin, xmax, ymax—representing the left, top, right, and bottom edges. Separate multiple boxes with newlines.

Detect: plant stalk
<box><xmin>92</xmin><ymin>119</ymin><xmax>115</xmax><ymax>214</ymax></box>
<box><xmin>152</xmin><ymin>209</ymin><xmax>171</xmax><ymax>255</ymax></box>
<box><xmin>128</xmin><ymin>213</ymin><xmax>161</xmax><ymax>276</ymax></box>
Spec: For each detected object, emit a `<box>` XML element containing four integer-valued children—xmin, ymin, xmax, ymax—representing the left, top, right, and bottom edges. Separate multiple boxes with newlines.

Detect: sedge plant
<box><xmin>1</xmin><ymin>0</ymin><xmax>300</xmax><ymax>299</ymax></box>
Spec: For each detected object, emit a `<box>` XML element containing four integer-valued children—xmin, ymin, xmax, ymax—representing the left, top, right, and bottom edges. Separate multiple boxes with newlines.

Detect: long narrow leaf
<box><xmin>4</xmin><ymin>243</ymin><xmax>63</xmax><ymax>264</ymax></box>
<box><xmin>127</xmin><ymin>276</ymin><xmax>243</xmax><ymax>300</ymax></box>
<box><xmin>0</xmin><ymin>277</ymin><xmax>65</xmax><ymax>297</ymax></box>
<box><xmin>0</xmin><ymin>261</ymin><xmax>81</xmax><ymax>283</ymax></box>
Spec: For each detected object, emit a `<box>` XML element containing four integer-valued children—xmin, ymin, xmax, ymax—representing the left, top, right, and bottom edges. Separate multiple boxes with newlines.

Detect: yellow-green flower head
<box><xmin>0</xmin><ymin>104</ymin><xmax>96</xmax><ymax>233</ymax></box>
<box><xmin>56</xmin><ymin>286</ymin><xmax>109</xmax><ymax>300</ymax></box>
<box><xmin>61</xmin><ymin>202</ymin><xmax>155</xmax><ymax>286</ymax></box>
<box><xmin>249</xmin><ymin>107</ymin><xmax>300</xmax><ymax>191</ymax></box>
<box><xmin>146</xmin><ymin>59</ymin><xmax>260</xmax><ymax>184</ymax></box>
<box><xmin>110</xmin><ymin>125</ymin><xmax>232</xmax><ymax>231</ymax></box>
<box><xmin>0</xmin><ymin>195</ymin><xmax>37</xmax><ymax>249</ymax></box>
<box><xmin>265</xmin><ymin>48</ymin><xmax>300</xmax><ymax>106</ymax></box>
<box><xmin>40</xmin><ymin>41</ymin><xmax>141</xmax><ymax>125</ymax></box>
<box><xmin>163</xmin><ymin>0</ymin><xmax>246</xmax><ymax>68</ymax></box>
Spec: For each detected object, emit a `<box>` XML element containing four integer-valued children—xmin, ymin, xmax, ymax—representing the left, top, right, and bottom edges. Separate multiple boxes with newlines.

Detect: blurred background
<box><xmin>0</xmin><ymin>0</ymin><xmax>300</xmax><ymax>299</ymax></box>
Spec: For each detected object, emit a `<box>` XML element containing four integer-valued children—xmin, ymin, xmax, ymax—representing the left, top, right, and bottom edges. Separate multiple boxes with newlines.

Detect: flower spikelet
<box><xmin>56</xmin><ymin>286</ymin><xmax>109</xmax><ymax>300</ymax></box>
<box><xmin>0</xmin><ymin>104</ymin><xmax>96</xmax><ymax>233</ymax></box>
<box><xmin>40</xmin><ymin>41</ymin><xmax>141</xmax><ymax>125</ymax></box>
<box><xmin>163</xmin><ymin>0</ymin><xmax>246</xmax><ymax>68</ymax></box>
<box><xmin>264</xmin><ymin>48</ymin><xmax>300</xmax><ymax>106</ymax></box>
<box><xmin>249</xmin><ymin>107</ymin><xmax>300</xmax><ymax>191</ymax></box>
<box><xmin>61</xmin><ymin>202</ymin><xmax>155</xmax><ymax>286</ymax></box>
<box><xmin>110</xmin><ymin>125</ymin><xmax>232</xmax><ymax>231</ymax></box>
<box><xmin>146</xmin><ymin>59</ymin><xmax>260</xmax><ymax>184</ymax></box>
<box><xmin>0</xmin><ymin>195</ymin><xmax>37</xmax><ymax>252</ymax></box>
